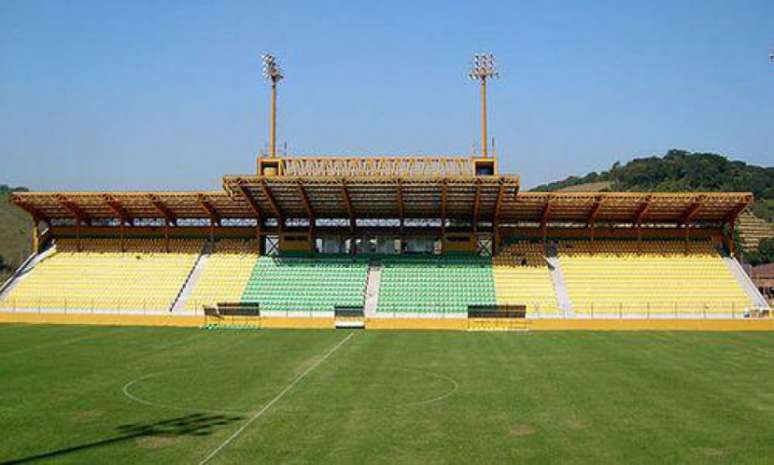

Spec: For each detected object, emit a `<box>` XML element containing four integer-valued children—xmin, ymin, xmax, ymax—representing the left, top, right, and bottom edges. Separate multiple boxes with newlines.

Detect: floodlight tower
<box><xmin>468</xmin><ymin>53</ymin><xmax>499</xmax><ymax>158</ymax></box>
<box><xmin>262</xmin><ymin>54</ymin><xmax>284</xmax><ymax>158</ymax></box>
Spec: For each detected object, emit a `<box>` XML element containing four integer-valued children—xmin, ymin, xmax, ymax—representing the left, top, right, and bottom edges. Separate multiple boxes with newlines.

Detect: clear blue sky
<box><xmin>1</xmin><ymin>0</ymin><xmax>772</xmax><ymax>191</ymax></box>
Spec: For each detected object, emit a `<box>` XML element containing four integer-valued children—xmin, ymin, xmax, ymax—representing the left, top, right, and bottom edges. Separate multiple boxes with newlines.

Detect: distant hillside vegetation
<box><xmin>556</xmin><ymin>181</ymin><xmax>613</xmax><ymax>192</ymax></box>
<box><xmin>531</xmin><ymin>149</ymin><xmax>774</xmax><ymax>263</ymax></box>
<box><xmin>0</xmin><ymin>185</ymin><xmax>32</xmax><ymax>282</ymax></box>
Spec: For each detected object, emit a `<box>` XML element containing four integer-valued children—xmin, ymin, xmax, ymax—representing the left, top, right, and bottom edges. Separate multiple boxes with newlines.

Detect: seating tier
<box><xmin>559</xmin><ymin>240</ymin><xmax>751</xmax><ymax>314</ymax></box>
<box><xmin>493</xmin><ymin>242</ymin><xmax>559</xmax><ymax>314</ymax></box>
<box><xmin>1</xmin><ymin>239</ymin><xmax>201</xmax><ymax>310</ymax></box>
<box><xmin>184</xmin><ymin>240</ymin><xmax>258</xmax><ymax>311</ymax></box>
<box><xmin>241</xmin><ymin>256</ymin><xmax>368</xmax><ymax>312</ymax></box>
<box><xmin>376</xmin><ymin>256</ymin><xmax>496</xmax><ymax>313</ymax></box>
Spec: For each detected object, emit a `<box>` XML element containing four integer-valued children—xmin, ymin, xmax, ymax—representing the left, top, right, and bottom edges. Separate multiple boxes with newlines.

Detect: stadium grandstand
<box><xmin>0</xmin><ymin>54</ymin><xmax>769</xmax><ymax>330</ymax></box>
<box><xmin>0</xmin><ymin>156</ymin><xmax>767</xmax><ymax>329</ymax></box>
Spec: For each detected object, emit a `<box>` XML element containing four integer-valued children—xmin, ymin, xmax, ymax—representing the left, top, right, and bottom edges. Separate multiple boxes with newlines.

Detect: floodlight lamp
<box><xmin>261</xmin><ymin>53</ymin><xmax>284</xmax><ymax>83</ymax></box>
<box><xmin>469</xmin><ymin>52</ymin><xmax>499</xmax><ymax>81</ymax></box>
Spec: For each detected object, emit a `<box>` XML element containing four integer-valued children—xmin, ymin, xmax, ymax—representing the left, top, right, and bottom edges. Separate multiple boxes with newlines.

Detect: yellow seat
<box><xmin>0</xmin><ymin>239</ymin><xmax>201</xmax><ymax>311</ymax></box>
<box><xmin>493</xmin><ymin>242</ymin><xmax>559</xmax><ymax>313</ymax></box>
<box><xmin>184</xmin><ymin>240</ymin><xmax>259</xmax><ymax>311</ymax></box>
<box><xmin>558</xmin><ymin>240</ymin><xmax>751</xmax><ymax>315</ymax></box>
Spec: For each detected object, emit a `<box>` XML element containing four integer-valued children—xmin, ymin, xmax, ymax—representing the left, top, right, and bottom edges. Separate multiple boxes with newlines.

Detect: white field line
<box><xmin>394</xmin><ymin>368</ymin><xmax>459</xmax><ymax>409</ymax></box>
<box><xmin>197</xmin><ymin>332</ymin><xmax>355</xmax><ymax>465</ymax></box>
<box><xmin>122</xmin><ymin>370</ymin><xmax>248</xmax><ymax>416</ymax></box>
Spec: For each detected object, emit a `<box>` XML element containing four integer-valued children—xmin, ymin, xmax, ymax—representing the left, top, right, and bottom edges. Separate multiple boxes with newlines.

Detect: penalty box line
<box><xmin>197</xmin><ymin>332</ymin><xmax>355</xmax><ymax>465</ymax></box>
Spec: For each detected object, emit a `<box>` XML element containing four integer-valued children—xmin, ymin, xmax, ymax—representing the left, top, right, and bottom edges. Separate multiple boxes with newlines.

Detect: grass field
<box><xmin>0</xmin><ymin>325</ymin><xmax>772</xmax><ymax>465</ymax></box>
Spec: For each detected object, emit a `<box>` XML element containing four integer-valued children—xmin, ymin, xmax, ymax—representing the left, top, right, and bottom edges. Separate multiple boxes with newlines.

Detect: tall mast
<box><xmin>262</xmin><ymin>54</ymin><xmax>284</xmax><ymax>158</ymax></box>
<box><xmin>468</xmin><ymin>53</ymin><xmax>499</xmax><ymax>158</ymax></box>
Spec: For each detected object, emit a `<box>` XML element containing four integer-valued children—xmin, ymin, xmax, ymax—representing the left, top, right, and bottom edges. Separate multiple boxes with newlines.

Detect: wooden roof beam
<box><xmin>259</xmin><ymin>180</ymin><xmax>283</xmax><ymax>219</ymax></box>
<box><xmin>540</xmin><ymin>196</ymin><xmax>554</xmax><ymax>228</ymax></box>
<box><xmin>586</xmin><ymin>195</ymin><xmax>605</xmax><ymax>226</ymax></box>
<box><xmin>395</xmin><ymin>179</ymin><xmax>405</xmax><ymax>224</ymax></box>
<box><xmin>494</xmin><ymin>181</ymin><xmax>505</xmax><ymax>221</ymax></box>
<box><xmin>440</xmin><ymin>179</ymin><xmax>448</xmax><ymax>229</ymax></box>
<box><xmin>472</xmin><ymin>179</ymin><xmax>481</xmax><ymax>231</ymax></box>
<box><xmin>55</xmin><ymin>194</ymin><xmax>89</xmax><ymax>224</ymax></box>
<box><xmin>680</xmin><ymin>196</ymin><xmax>705</xmax><ymax>225</ymax></box>
<box><xmin>340</xmin><ymin>179</ymin><xmax>355</xmax><ymax>231</ymax></box>
<box><xmin>633</xmin><ymin>195</ymin><xmax>652</xmax><ymax>226</ymax></box>
<box><xmin>103</xmin><ymin>194</ymin><xmax>130</xmax><ymax>224</ymax></box>
<box><xmin>722</xmin><ymin>199</ymin><xmax>752</xmax><ymax>224</ymax></box>
<box><xmin>11</xmin><ymin>196</ymin><xmax>45</xmax><ymax>224</ymax></box>
<box><xmin>147</xmin><ymin>194</ymin><xmax>176</xmax><ymax>225</ymax></box>
<box><xmin>237</xmin><ymin>183</ymin><xmax>263</xmax><ymax>220</ymax></box>
<box><xmin>197</xmin><ymin>193</ymin><xmax>221</xmax><ymax>225</ymax></box>
<box><xmin>296</xmin><ymin>180</ymin><xmax>315</xmax><ymax>220</ymax></box>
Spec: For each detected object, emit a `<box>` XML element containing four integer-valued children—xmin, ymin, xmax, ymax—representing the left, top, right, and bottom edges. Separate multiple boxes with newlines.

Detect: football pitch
<box><xmin>0</xmin><ymin>325</ymin><xmax>772</xmax><ymax>465</ymax></box>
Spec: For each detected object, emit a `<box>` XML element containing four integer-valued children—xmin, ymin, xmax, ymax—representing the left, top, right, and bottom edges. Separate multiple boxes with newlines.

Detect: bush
<box><xmin>745</xmin><ymin>238</ymin><xmax>774</xmax><ymax>266</ymax></box>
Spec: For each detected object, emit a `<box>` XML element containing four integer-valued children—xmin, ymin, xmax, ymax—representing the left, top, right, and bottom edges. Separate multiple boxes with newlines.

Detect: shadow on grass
<box><xmin>0</xmin><ymin>412</ymin><xmax>244</xmax><ymax>464</ymax></box>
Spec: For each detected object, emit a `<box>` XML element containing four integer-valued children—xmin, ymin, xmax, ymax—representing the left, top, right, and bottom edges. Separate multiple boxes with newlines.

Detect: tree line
<box><xmin>531</xmin><ymin>149</ymin><xmax>772</xmax><ymax>221</ymax></box>
<box><xmin>531</xmin><ymin>150</ymin><xmax>773</xmax><ymax>264</ymax></box>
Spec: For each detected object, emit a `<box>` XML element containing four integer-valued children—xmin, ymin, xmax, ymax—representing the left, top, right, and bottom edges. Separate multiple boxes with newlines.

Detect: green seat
<box><xmin>376</xmin><ymin>256</ymin><xmax>496</xmax><ymax>313</ymax></box>
<box><xmin>241</xmin><ymin>256</ymin><xmax>368</xmax><ymax>312</ymax></box>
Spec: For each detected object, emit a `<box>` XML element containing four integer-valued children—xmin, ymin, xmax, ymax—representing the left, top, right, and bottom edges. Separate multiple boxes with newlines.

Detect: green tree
<box><xmin>531</xmin><ymin>149</ymin><xmax>773</xmax><ymax>222</ymax></box>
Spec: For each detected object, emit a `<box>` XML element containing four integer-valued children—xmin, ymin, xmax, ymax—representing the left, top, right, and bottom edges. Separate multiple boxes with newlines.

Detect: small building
<box><xmin>750</xmin><ymin>263</ymin><xmax>774</xmax><ymax>305</ymax></box>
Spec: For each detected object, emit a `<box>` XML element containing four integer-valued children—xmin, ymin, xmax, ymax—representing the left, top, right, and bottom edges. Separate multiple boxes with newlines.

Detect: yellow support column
<box><xmin>31</xmin><ymin>224</ymin><xmax>40</xmax><ymax>254</ymax></box>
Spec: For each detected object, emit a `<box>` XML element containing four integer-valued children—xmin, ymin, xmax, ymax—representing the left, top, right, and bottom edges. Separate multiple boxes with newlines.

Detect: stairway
<box><xmin>546</xmin><ymin>256</ymin><xmax>573</xmax><ymax>316</ymax></box>
<box><xmin>0</xmin><ymin>246</ymin><xmax>57</xmax><ymax>301</ymax></box>
<box><xmin>363</xmin><ymin>264</ymin><xmax>382</xmax><ymax>317</ymax></box>
<box><xmin>722</xmin><ymin>256</ymin><xmax>769</xmax><ymax>310</ymax></box>
<box><xmin>170</xmin><ymin>245</ymin><xmax>211</xmax><ymax>313</ymax></box>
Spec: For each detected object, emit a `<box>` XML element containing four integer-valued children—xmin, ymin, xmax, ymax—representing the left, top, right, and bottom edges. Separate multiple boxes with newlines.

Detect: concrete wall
<box><xmin>2</xmin><ymin>313</ymin><xmax>771</xmax><ymax>331</ymax></box>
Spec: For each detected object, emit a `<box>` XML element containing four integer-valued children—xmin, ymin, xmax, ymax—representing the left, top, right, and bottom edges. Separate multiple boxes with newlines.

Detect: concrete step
<box><xmin>723</xmin><ymin>256</ymin><xmax>769</xmax><ymax>310</ymax></box>
<box><xmin>364</xmin><ymin>265</ymin><xmax>382</xmax><ymax>317</ymax></box>
<box><xmin>0</xmin><ymin>246</ymin><xmax>58</xmax><ymax>300</ymax></box>
<box><xmin>546</xmin><ymin>256</ymin><xmax>573</xmax><ymax>315</ymax></box>
<box><xmin>171</xmin><ymin>249</ymin><xmax>210</xmax><ymax>312</ymax></box>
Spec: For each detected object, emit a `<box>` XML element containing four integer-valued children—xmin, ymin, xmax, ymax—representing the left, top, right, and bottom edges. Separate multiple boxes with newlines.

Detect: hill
<box><xmin>0</xmin><ymin>185</ymin><xmax>32</xmax><ymax>282</ymax></box>
<box><xmin>531</xmin><ymin>149</ymin><xmax>774</xmax><ymax>262</ymax></box>
<box><xmin>531</xmin><ymin>149</ymin><xmax>772</xmax><ymax>219</ymax></box>
<box><xmin>556</xmin><ymin>181</ymin><xmax>613</xmax><ymax>192</ymax></box>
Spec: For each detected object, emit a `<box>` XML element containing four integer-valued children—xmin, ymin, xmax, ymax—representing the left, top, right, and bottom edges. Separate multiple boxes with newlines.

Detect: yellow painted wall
<box><xmin>261</xmin><ymin>317</ymin><xmax>334</xmax><ymax>329</ymax></box>
<box><xmin>279</xmin><ymin>233</ymin><xmax>313</xmax><ymax>252</ymax></box>
<box><xmin>366</xmin><ymin>318</ymin><xmax>774</xmax><ymax>331</ymax></box>
<box><xmin>0</xmin><ymin>312</ymin><xmax>202</xmax><ymax>327</ymax></box>
<box><xmin>366</xmin><ymin>318</ymin><xmax>468</xmax><ymax>331</ymax></box>
<box><xmin>0</xmin><ymin>312</ymin><xmax>335</xmax><ymax>329</ymax></box>
<box><xmin>1</xmin><ymin>313</ymin><xmax>771</xmax><ymax>331</ymax></box>
<box><xmin>443</xmin><ymin>234</ymin><xmax>476</xmax><ymax>253</ymax></box>
<box><xmin>528</xmin><ymin>319</ymin><xmax>774</xmax><ymax>331</ymax></box>
<box><xmin>203</xmin><ymin>315</ymin><xmax>334</xmax><ymax>329</ymax></box>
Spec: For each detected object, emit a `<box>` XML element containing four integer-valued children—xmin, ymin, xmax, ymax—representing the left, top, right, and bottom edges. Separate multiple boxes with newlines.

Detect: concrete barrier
<box><xmin>1</xmin><ymin>312</ymin><xmax>772</xmax><ymax>331</ymax></box>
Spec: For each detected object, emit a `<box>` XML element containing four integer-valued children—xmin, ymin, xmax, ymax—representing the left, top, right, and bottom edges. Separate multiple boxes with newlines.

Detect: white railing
<box><xmin>0</xmin><ymin>297</ymin><xmax>769</xmax><ymax>320</ymax></box>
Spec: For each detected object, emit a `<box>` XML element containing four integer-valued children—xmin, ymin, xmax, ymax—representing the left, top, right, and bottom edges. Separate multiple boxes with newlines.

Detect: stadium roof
<box><xmin>8</xmin><ymin>155</ymin><xmax>753</xmax><ymax>227</ymax></box>
<box><xmin>504</xmin><ymin>192</ymin><xmax>752</xmax><ymax>225</ymax></box>
<box><xmin>10</xmin><ymin>183</ymin><xmax>752</xmax><ymax>226</ymax></box>
<box><xmin>276</xmin><ymin>156</ymin><xmax>480</xmax><ymax>177</ymax></box>
<box><xmin>221</xmin><ymin>175</ymin><xmax>519</xmax><ymax>221</ymax></box>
